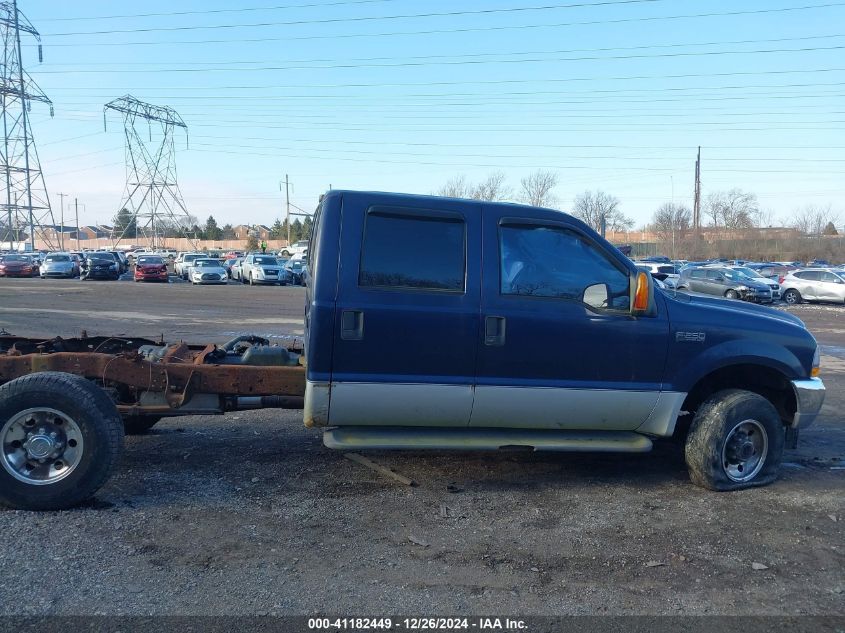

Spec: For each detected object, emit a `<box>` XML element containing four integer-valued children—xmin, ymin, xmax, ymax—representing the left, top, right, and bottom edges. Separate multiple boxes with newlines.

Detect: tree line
<box><xmin>436</xmin><ymin>170</ymin><xmax>843</xmax><ymax>260</ymax></box>
<box><xmin>111</xmin><ymin>208</ymin><xmax>313</xmax><ymax>245</ymax></box>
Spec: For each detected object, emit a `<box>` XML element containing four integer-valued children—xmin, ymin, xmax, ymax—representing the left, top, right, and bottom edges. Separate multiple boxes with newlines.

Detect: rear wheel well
<box><xmin>678</xmin><ymin>364</ymin><xmax>795</xmax><ymax>436</ymax></box>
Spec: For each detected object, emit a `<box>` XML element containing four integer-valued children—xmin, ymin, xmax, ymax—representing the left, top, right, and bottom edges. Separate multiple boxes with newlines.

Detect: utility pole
<box><xmin>693</xmin><ymin>146</ymin><xmax>701</xmax><ymax>235</ymax></box>
<box><xmin>284</xmin><ymin>174</ymin><xmax>291</xmax><ymax>246</ymax></box>
<box><xmin>57</xmin><ymin>192</ymin><xmax>67</xmax><ymax>250</ymax></box>
<box><xmin>74</xmin><ymin>198</ymin><xmax>79</xmax><ymax>250</ymax></box>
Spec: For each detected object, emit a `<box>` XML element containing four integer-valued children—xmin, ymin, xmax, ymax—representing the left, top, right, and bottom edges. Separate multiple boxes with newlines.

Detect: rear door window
<box><xmin>359</xmin><ymin>210</ymin><xmax>466</xmax><ymax>292</ymax></box>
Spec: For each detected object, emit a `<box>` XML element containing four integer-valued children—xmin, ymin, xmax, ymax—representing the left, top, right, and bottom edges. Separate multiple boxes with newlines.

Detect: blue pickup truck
<box><xmin>0</xmin><ymin>190</ymin><xmax>827</xmax><ymax>510</ymax></box>
<box><xmin>303</xmin><ymin>190</ymin><xmax>825</xmax><ymax>491</ymax></box>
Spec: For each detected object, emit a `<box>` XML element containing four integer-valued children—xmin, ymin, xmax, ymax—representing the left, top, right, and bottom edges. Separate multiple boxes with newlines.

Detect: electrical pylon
<box><xmin>104</xmin><ymin>95</ymin><xmax>197</xmax><ymax>249</ymax></box>
<box><xmin>0</xmin><ymin>0</ymin><xmax>55</xmax><ymax>250</ymax></box>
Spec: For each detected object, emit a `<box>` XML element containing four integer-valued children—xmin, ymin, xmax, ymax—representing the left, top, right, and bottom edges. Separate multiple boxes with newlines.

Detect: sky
<box><xmin>15</xmin><ymin>0</ymin><xmax>845</xmax><ymax>230</ymax></box>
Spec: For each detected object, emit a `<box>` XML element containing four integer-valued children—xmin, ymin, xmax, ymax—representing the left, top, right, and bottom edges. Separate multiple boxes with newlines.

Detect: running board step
<box><xmin>323</xmin><ymin>427</ymin><xmax>653</xmax><ymax>453</ymax></box>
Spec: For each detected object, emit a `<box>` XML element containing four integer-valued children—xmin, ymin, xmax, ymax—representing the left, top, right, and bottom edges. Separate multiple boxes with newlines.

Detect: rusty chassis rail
<box><xmin>0</xmin><ymin>335</ymin><xmax>306</xmax><ymax>418</ymax></box>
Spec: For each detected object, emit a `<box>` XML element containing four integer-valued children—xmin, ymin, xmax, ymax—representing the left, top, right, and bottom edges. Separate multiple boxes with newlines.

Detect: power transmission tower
<box><xmin>103</xmin><ymin>95</ymin><xmax>196</xmax><ymax>250</ymax></box>
<box><xmin>0</xmin><ymin>0</ymin><xmax>55</xmax><ymax>251</ymax></box>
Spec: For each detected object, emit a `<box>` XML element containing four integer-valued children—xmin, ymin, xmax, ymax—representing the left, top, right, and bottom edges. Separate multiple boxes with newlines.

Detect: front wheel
<box><xmin>249</xmin><ymin>274</ymin><xmax>255</xmax><ymax>286</ymax></box>
<box><xmin>685</xmin><ymin>389</ymin><xmax>784</xmax><ymax>491</ymax></box>
<box><xmin>0</xmin><ymin>372</ymin><xmax>124</xmax><ymax>510</ymax></box>
<box><xmin>783</xmin><ymin>289</ymin><xmax>802</xmax><ymax>305</ymax></box>
<box><xmin>725</xmin><ymin>289</ymin><xmax>738</xmax><ymax>300</ymax></box>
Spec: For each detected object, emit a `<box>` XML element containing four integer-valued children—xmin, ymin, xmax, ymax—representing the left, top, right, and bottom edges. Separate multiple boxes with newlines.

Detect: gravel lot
<box><xmin>0</xmin><ymin>278</ymin><xmax>843</xmax><ymax>616</ymax></box>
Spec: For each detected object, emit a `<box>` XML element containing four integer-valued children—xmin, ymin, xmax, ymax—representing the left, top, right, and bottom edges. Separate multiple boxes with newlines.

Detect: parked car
<box><xmin>109</xmin><ymin>250</ymin><xmax>129</xmax><ymax>273</ymax></box>
<box><xmin>676</xmin><ymin>266</ymin><xmax>773</xmax><ymax>303</ymax></box>
<box><xmin>282</xmin><ymin>258</ymin><xmax>306</xmax><ymax>286</ymax></box>
<box><xmin>39</xmin><ymin>253</ymin><xmax>79</xmax><ymax>279</ymax></box>
<box><xmin>725</xmin><ymin>266</ymin><xmax>782</xmax><ymax>301</ymax></box>
<box><xmin>189</xmin><ymin>258</ymin><xmax>229</xmax><ymax>285</ymax></box>
<box><xmin>278</xmin><ymin>240</ymin><xmax>309</xmax><ymax>258</ymax></box>
<box><xmin>780</xmin><ymin>269</ymin><xmax>845</xmax><ymax>305</ymax></box>
<box><xmin>0</xmin><ymin>253</ymin><xmax>37</xmax><ymax>277</ymax></box>
<box><xmin>223</xmin><ymin>257</ymin><xmax>242</xmax><ymax>278</ymax></box>
<box><xmin>80</xmin><ymin>252</ymin><xmax>120</xmax><ymax>280</ymax></box>
<box><xmin>133</xmin><ymin>255</ymin><xmax>169</xmax><ymax>283</ymax></box>
<box><xmin>174</xmin><ymin>253</ymin><xmax>204</xmax><ymax>279</ymax></box>
<box><xmin>239</xmin><ymin>253</ymin><xmax>285</xmax><ymax>285</ymax></box>
<box><xmin>224</xmin><ymin>250</ymin><xmax>244</xmax><ymax>260</ymax></box>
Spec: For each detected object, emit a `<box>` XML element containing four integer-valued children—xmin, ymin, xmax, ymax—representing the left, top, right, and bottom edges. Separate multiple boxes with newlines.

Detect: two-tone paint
<box><xmin>303</xmin><ymin>190</ymin><xmax>824</xmax><ymax>447</ymax></box>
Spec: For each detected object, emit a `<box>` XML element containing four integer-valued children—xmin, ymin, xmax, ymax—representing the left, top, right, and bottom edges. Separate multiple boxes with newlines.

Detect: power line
<box><xmin>38</xmin><ymin>0</ymin><xmax>403</xmax><ymax>22</ymax></box>
<box><xmin>41</xmin><ymin>3</ymin><xmax>845</xmax><ymax>44</ymax></box>
<box><xmin>35</xmin><ymin>33</ymin><xmax>845</xmax><ymax>67</ymax></box>
<box><xmin>32</xmin><ymin>67</ymin><xmax>845</xmax><ymax>91</ymax></box>
<box><xmin>46</xmin><ymin>0</ymin><xmax>670</xmax><ymax>36</ymax></box>
<box><xmin>30</xmin><ymin>44</ymin><xmax>845</xmax><ymax>74</ymax></box>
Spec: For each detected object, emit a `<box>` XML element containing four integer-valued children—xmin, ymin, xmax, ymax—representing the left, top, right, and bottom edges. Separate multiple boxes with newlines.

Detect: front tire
<box><xmin>0</xmin><ymin>372</ymin><xmax>124</xmax><ymax>510</ymax></box>
<box><xmin>783</xmin><ymin>289</ymin><xmax>802</xmax><ymax>305</ymax></box>
<box><xmin>685</xmin><ymin>389</ymin><xmax>784</xmax><ymax>491</ymax></box>
<box><xmin>725</xmin><ymin>289</ymin><xmax>738</xmax><ymax>300</ymax></box>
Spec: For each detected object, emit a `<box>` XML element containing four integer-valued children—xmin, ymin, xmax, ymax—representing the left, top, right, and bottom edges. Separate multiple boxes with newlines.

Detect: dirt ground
<box><xmin>0</xmin><ymin>278</ymin><xmax>842</xmax><ymax>616</ymax></box>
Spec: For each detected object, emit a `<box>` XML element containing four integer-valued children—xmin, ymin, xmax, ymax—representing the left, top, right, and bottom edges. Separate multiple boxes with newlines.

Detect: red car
<box><xmin>0</xmin><ymin>254</ymin><xmax>36</xmax><ymax>277</ymax></box>
<box><xmin>133</xmin><ymin>255</ymin><xmax>169</xmax><ymax>283</ymax></box>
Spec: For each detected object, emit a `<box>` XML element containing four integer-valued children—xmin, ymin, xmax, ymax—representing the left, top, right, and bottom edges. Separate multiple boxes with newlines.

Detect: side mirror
<box><xmin>583</xmin><ymin>283</ymin><xmax>610</xmax><ymax>309</ymax></box>
<box><xmin>631</xmin><ymin>271</ymin><xmax>652</xmax><ymax>315</ymax></box>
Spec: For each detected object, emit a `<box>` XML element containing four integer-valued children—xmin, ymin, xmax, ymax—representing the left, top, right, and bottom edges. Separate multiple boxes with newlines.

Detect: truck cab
<box><xmin>303</xmin><ymin>190</ymin><xmax>825</xmax><ymax>490</ymax></box>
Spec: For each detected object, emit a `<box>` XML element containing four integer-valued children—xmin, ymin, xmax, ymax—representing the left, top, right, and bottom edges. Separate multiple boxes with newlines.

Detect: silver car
<box><xmin>40</xmin><ymin>253</ymin><xmax>79</xmax><ymax>279</ymax></box>
<box><xmin>781</xmin><ymin>268</ymin><xmax>845</xmax><ymax>305</ymax></box>
<box><xmin>239</xmin><ymin>253</ymin><xmax>284</xmax><ymax>285</ymax></box>
<box><xmin>189</xmin><ymin>258</ymin><xmax>228</xmax><ymax>285</ymax></box>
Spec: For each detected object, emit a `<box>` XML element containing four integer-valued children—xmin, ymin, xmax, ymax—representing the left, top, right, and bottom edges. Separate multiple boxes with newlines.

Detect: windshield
<box><xmin>733</xmin><ymin>267</ymin><xmax>760</xmax><ymax>278</ymax></box>
<box><xmin>89</xmin><ymin>254</ymin><xmax>114</xmax><ymax>263</ymax></box>
<box><xmin>137</xmin><ymin>256</ymin><xmax>164</xmax><ymax>265</ymax></box>
<box><xmin>195</xmin><ymin>259</ymin><xmax>220</xmax><ymax>267</ymax></box>
<box><xmin>287</xmin><ymin>261</ymin><xmax>304</xmax><ymax>271</ymax></box>
<box><xmin>45</xmin><ymin>255</ymin><xmax>70</xmax><ymax>262</ymax></box>
<box><xmin>184</xmin><ymin>254</ymin><xmax>203</xmax><ymax>262</ymax></box>
<box><xmin>254</xmin><ymin>256</ymin><xmax>277</xmax><ymax>265</ymax></box>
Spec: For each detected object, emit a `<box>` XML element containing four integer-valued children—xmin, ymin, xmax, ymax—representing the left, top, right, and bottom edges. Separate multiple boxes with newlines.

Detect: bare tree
<box><xmin>472</xmin><ymin>171</ymin><xmax>511</xmax><ymax>201</ymax></box>
<box><xmin>791</xmin><ymin>204</ymin><xmax>839</xmax><ymax>237</ymax></box>
<box><xmin>520</xmin><ymin>170</ymin><xmax>558</xmax><ymax>207</ymax></box>
<box><xmin>437</xmin><ymin>172</ymin><xmax>513</xmax><ymax>201</ymax></box>
<box><xmin>437</xmin><ymin>175</ymin><xmax>473</xmax><ymax>199</ymax></box>
<box><xmin>572</xmin><ymin>190</ymin><xmax>633</xmax><ymax>234</ymax></box>
<box><xmin>705</xmin><ymin>189</ymin><xmax>758</xmax><ymax>231</ymax></box>
<box><xmin>650</xmin><ymin>203</ymin><xmax>691</xmax><ymax>259</ymax></box>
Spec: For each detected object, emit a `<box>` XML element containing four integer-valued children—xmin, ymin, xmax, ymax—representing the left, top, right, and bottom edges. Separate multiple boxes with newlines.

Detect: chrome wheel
<box><xmin>1</xmin><ymin>407</ymin><xmax>84</xmax><ymax>485</ymax></box>
<box><xmin>721</xmin><ymin>419</ymin><xmax>768</xmax><ymax>482</ymax></box>
<box><xmin>783</xmin><ymin>290</ymin><xmax>800</xmax><ymax>304</ymax></box>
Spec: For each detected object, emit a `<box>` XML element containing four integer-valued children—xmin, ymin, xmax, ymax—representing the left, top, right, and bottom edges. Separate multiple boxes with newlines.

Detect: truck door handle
<box><xmin>484</xmin><ymin>316</ymin><xmax>506</xmax><ymax>346</ymax></box>
<box><xmin>341</xmin><ymin>309</ymin><xmax>364</xmax><ymax>341</ymax></box>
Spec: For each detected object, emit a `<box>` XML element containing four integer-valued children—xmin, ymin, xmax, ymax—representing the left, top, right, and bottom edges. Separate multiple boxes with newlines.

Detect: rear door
<box><xmin>329</xmin><ymin>193</ymin><xmax>481</xmax><ymax>427</ymax></box>
<box><xmin>471</xmin><ymin>208</ymin><xmax>669</xmax><ymax>430</ymax></box>
<box><xmin>795</xmin><ymin>271</ymin><xmax>820</xmax><ymax>299</ymax></box>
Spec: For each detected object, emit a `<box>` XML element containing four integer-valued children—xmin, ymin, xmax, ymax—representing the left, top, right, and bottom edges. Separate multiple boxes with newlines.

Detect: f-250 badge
<box><xmin>676</xmin><ymin>331</ymin><xmax>706</xmax><ymax>342</ymax></box>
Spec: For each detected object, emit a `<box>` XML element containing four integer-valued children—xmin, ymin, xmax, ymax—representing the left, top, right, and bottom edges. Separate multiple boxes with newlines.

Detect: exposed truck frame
<box><xmin>0</xmin><ymin>334</ymin><xmax>306</xmax><ymax>419</ymax></box>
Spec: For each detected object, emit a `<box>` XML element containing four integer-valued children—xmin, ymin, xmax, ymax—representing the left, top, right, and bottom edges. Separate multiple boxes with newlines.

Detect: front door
<box><xmin>329</xmin><ymin>193</ymin><xmax>481</xmax><ymax>427</ymax></box>
<box><xmin>471</xmin><ymin>208</ymin><xmax>670</xmax><ymax>430</ymax></box>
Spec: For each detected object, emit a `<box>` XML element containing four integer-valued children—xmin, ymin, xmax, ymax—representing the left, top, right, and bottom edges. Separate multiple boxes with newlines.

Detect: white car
<box><xmin>174</xmin><ymin>252</ymin><xmax>204</xmax><ymax>279</ymax></box>
<box><xmin>278</xmin><ymin>240</ymin><xmax>308</xmax><ymax>258</ymax></box>
<box><xmin>189</xmin><ymin>258</ymin><xmax>228</xmax><ymax>285</ymax></box>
